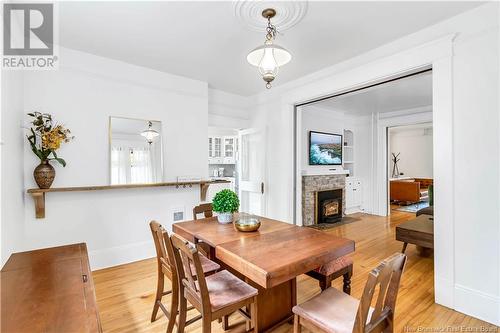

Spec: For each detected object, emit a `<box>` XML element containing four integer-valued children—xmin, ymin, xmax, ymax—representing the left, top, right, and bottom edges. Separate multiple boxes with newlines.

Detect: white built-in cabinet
<box><xmin>345</xmin><ymin>177</ymin><xmax>363</xmax><ymax>214</ymax></box>
<box><xmin>208</xmin><ymin>136</ymin><xmax>238</xmax><ymax>164</ymax></box>
<box><xmin>343</xmin><ymin>129</ymin><xmax>355</xmax><ymax>176</ymax></box>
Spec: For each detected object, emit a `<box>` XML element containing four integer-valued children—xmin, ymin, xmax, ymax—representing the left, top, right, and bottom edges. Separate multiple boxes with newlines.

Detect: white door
<box><xmin>238</xmin><ymin>128</ymin><xmax>267</xmax><ymax>215</ymax></box>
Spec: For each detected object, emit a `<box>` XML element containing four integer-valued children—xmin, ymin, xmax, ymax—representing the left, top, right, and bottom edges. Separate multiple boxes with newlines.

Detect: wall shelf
<box><xmin>27</xmin><ymin>179</ymin><xmax>230</xmax><ymax>219</ymax></box>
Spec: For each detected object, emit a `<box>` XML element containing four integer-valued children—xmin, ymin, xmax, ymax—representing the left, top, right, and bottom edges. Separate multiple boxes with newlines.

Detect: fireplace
<box><xmin>315</xmin><ymin>189</ymin><xmax>343</xmax><ymax>224</ymax></box>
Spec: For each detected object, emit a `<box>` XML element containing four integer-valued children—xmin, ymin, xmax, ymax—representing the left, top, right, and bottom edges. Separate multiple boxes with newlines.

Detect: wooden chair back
<box><xmin>170</xmin><ymin>233</ymin><xmax>211</xmax><ymax>314</ymax></box>
<box><xmin>149</xmin><ymin>221</ymin><xmax>176</xmax><ymax>279</ymax></box>
<box><xmin>193</xmin><ymin>203</ymin><xmax>213</xmax><ymax>220</ymax></box>
<box><xmin>353</xmin><ymin>253</ymin><xmax>407</xmax><ymax>333</ymax></box>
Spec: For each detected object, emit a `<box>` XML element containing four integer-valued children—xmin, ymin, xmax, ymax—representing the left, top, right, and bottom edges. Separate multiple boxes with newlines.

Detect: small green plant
<box><xmin>212</xmin><ymin>189</ymin><xmax>240</xmax><ymax>213</ymax></box>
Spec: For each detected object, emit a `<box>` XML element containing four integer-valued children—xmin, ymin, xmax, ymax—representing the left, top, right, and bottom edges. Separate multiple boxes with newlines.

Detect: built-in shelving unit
<box><xmin>343</xmin><ymin>129</ymin><xmax>355</xmax><ymax>176</ymax></box>
<box><xmin>27</xmin><ymin>179</ymin><xmax>230</xmax><ymax>219</ymax></box>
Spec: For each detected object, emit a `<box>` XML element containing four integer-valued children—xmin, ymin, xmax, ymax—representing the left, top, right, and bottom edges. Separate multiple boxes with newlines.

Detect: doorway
<box><xmin>294</xmin><ymin>69</ymin><xmax>433</xmax><ymax>224</ymax></box>
<box><xmin>388</xmin><ymin>123</ymin><xmax>434</xmax><ymax>216</ymax></box>
<box><xmin>238</xmin><ymin>128</ymin><xmax>267</xmax><ymax>215</ymax></box>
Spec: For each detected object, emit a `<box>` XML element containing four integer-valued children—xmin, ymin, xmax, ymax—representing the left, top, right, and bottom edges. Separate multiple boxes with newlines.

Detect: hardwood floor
<box><xmin>93</xmin><ymin>210</ymin><xmax>497</xmax><ymax>332</ymax></box>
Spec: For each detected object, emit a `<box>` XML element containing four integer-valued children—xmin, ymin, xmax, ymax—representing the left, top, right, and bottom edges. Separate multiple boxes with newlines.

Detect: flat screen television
<box><xmin>309</xmin><ymin>131</ymin><xmax>343</xmax><ymax>165</ymax></box>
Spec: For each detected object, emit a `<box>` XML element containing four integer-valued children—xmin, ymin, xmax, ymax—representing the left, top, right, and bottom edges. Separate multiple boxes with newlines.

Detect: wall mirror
<box><xmin>109</xmin><ymin>117</ymin><xmax>163</xmax><ymax>185</ymax></box>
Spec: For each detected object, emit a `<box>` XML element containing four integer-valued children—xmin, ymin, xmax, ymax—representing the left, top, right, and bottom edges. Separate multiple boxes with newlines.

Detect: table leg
<box><xmin>401</xmin><ymin>242</ymin><xmax>408</xmax><ymax>253</ymax></box>
<box><xmin>245</xmin><ymin>277</ymin><xmax>296</xmax><ymax>332</ymax></box>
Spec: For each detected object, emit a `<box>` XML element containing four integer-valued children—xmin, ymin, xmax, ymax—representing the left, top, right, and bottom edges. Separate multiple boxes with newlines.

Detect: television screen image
<box><xmin>309</xmin><ymin>131</ymin><xmax>343</xmax><ymax>165</ymax></box>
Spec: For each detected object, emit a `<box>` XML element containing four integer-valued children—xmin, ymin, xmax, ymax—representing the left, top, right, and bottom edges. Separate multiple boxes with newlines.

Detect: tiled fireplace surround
<box><xmin>302</xmin><ymin>174</ymin><xmax>346</xmax><ymax>226</ymax></box>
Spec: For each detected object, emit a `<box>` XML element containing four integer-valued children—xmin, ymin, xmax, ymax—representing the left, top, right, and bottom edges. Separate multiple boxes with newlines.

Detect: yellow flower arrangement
<box><xmin>27</xmin><ymin>112</ymin><xmax>74</xmax><ymax>166</ymax></box>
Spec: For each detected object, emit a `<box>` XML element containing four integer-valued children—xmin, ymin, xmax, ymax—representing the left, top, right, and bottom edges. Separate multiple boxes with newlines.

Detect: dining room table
<box><xmin>173</xmin><ymin>213</ymin><xmax>355</xmax><ymax>332</ymax></box>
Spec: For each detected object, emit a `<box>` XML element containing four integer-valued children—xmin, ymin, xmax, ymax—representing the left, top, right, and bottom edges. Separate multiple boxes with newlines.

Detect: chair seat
<box><xmin>314</xmin><ymin>256</ymin><xmax>353</xmax><ymax>276</ymax></box>
<box><xmin>203</xmin><ymin>270</ymin><xmax>258</xmax><ymax>312</ymax></box>
<box><xmin>193</xmin><ymin>253</ymin><xmax>220</xmax><ymax>274</ymax></box>
<box><xmin>293</xmin><ymin>287</ymin><xmax>372</xmax><ymax>333</ymax></box>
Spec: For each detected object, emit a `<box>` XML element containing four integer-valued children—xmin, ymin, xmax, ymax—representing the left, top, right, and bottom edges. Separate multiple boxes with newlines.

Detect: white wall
<box><xmin>1</xmin><ymin>71</ymin><xmax>25</xmax><ymax>266</ymax></box>
<box><xmin>248</xmin><ymin>3</ymin><xmax>499</xmax><ymax>325</ymax></box>
<box><xmin>300</xmin><ymin>106</ymin><xmax>345</xmax><ymax>172</ymax></box>
<box><xmin>208</xmin><ymin>89</ymin><xmax>250</xmax><ymax>129</ymax></box>
<box><xmin>389</xmin><ymin>125</ymin><xmax>433</xmax><ymax>178</ymax></box>
<box><xmin>2</xmin><ymin>47</ymin><xmax>212</xmax><ymax>269</ymax></box>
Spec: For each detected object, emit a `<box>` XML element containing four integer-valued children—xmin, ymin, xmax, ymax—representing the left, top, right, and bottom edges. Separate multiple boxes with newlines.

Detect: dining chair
<box><xmin>192</xmin><ymin>203</ymin><xmax>216</xmax><ymax>260</ymax></box>
<box><xmin>293</xmin><ymin>253</ymin><xmax>407</xmax><ymax>333</ymax></box>
<box><xmin>193</xmin><ymin>202</ymin><xmax>236</xmax><ymax>330</ymax></box>
<box><xmin>170</xmin><ymin>233</ymin><xmax>259</xmax><ymax>333</ymax></box>
<box><xmin>306</xmin><ymin>255</ymin><xmax>353</xmax><ymax>293</ymax></box>
<box><xmin>149</xmin><ymin>221</ymin><xmax>220</xmax><ymax>333</ymax></box>
<box><xmin>193</xmin><ymin>203</ymin><xmax>214</xmax><ymax>220</ymax></box>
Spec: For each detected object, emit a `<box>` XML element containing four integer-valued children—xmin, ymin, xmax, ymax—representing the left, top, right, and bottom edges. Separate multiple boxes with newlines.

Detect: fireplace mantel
<box><xmin>301</xmin><ymin>169</ymin><xmax>350</xmax><ymax>176</ymax></box>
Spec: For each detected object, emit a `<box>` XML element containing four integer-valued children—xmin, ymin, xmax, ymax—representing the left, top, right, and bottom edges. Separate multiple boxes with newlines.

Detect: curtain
<box><xmin>111</xmin><ymin>147</ymin><xmax>128</xmax><ymax>184</ymax></box>
<box><xmin>130</xmin><ymin>147</ymin><xmax>153</xmax><ymax>183</ymax></box>
<box><xmin>111</xmin><ymin>146</ymin><xmax>154</xmax><ymax>184</ymax></box>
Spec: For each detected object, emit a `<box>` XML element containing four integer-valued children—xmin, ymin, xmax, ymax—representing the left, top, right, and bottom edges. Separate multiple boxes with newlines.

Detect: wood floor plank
<box><xmin>93</xmin><ymin>210</ymin><xmax>497</xmax><ymax>332</ymax></box>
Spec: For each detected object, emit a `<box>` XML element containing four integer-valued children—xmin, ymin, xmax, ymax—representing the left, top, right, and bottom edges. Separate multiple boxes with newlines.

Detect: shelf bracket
<box><xmin>31</xmin><ymin>192</ymin><xmax>45</xmax><ymax>219</ymax></box>
<box><xmin>200</xmin><ymin>183</ymin><xmax>210</xmax><ymax>202</ymax></box>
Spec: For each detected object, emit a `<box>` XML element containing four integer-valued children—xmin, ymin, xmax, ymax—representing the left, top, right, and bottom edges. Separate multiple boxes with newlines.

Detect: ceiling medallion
<box><xmin>246</xmin><ymin>8</ymin><xmax>292</xmax><ymax>89</ymax></box>
<box><xmin>234</xmin><ymin>1</ymin><xmax>308</xmax><ymax>32</ymax></box>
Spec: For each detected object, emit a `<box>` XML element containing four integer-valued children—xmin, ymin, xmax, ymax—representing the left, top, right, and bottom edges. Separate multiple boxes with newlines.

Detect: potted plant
<box><xmin>26</xmin><ymin>112</ymin><xmax>73</xmax><ymax>189</ymax></box>
<box><xmin>212</xmin><ymin>189</ymin><xmax>239</xmax><ymax>224</ymax></box>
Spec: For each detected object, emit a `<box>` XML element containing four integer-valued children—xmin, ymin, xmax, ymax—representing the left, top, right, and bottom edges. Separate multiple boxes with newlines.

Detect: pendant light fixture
<box><xmin>140</xmin><ymin>121</ymin><xmax>159</xmax><ymax>144</ymax></box>
<box><xmin>247</xmin><ymin>8</ymin><xmax>292</xmax><ymax>89</ymax></box>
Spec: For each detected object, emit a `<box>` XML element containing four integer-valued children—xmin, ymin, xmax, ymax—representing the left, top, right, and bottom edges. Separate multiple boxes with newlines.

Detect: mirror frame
<box><xmin>108</xmin><ymin>116</ymin><xmax>164</xmax><ymax>185</ymax></box>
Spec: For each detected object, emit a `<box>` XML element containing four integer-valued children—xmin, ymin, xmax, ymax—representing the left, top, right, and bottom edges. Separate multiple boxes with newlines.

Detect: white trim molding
<box><xmin>455</xmin><ymin>284</ymin><xmax>500</xmax><ymax>325</ymax></box>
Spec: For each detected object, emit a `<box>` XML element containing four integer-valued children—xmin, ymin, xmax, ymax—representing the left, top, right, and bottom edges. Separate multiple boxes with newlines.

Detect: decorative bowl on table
<box><xmin>234</xmin><ymin>215</ymin><xmax>261</xmax><ymax>232</ymax></box>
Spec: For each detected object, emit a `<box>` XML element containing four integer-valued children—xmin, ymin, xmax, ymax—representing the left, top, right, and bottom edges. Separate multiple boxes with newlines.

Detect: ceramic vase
<box><xmin>34</xmin><ymin>160</ymin><xmax>55</xmax><ymax>189</ymax></box>
<box><xmin>217</xmin><ymin>212</ymin><xmax>233</xmax><ymax>224</ymax></box>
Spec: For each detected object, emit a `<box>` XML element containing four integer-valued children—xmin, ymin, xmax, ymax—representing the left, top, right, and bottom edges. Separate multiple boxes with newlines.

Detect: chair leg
<box><xmin>293</xmin><ymin>314</ymin><xmax>301</xmax><ymax>333</ymax></box>
<box><xmin>151</xmin><ymin>271</ymin><xmax>164</xmax><ymax>322</ymax></box>
<box><xmin>245</xmin><ymin>305</ymin><xmax>251</xmax><ymax>331</ymax></box>
<box><xmin>319</xmin><ymin>274</ymin><xmax>333</xmax><ymax>291</ymax></box>
<box><xmin>222</xmin><ymin>315</ymin><xmax>229</xmax><ymax>330</ymax></box>
<box><xmin>251</xmin><ymin>296</ymin><xmax>258</xmax><ymax>333</ymax></box>
<box><xmin>202</xmin><ymin>316</ymin><xmax>212</xmax><ymax>333</ymax></box>
<box><xmin>343</xmin><ymin>265</ymin><xmax>353</xmax><ymax>295</ymax></box>
<box><xmin>166</xmin><ymin>284</ymin><xmax>179</xmax><ymax>333</ymax></box>
<box><xmin>177</xmin><ymin>292</ymin><xmax>187</xmax><ymax>333</ymax></box>
<box><xmin>319</xmin><ymin>277</ymin><xmax>327</xmax><ymax>291</ymax></box>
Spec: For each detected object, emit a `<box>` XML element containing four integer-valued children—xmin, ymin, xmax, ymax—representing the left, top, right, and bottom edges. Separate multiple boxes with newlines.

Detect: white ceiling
<box><xmin>111</xmin><ymin>117</ymin><xmax>162</xmax><ymax>135</ymax></box>
<box><xmin>310</xmin><ymin>71</ymin><xmax>432</xmax><ymax>115</ymax></box>
<box><xmin>59</xmin><ymin>1</ymin><xmax>482</xmax><ymax>96</ymax></box>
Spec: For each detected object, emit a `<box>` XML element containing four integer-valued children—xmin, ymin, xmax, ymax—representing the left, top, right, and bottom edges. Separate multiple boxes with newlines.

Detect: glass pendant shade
<box><xmin>247</xmin><ymin>41</ymin><xmax>291</xmax><ymax>86</ymax></box>
<box><xmin>141</xmin><ymin>121</ymin><xmax>159</xmax><ymax>144</ymax></box>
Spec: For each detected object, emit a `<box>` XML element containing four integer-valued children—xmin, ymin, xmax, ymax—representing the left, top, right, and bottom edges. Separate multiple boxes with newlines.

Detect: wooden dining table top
<box><xmin>173</xmin><ymin>214</ymin><xmax>355</xmax><ymax>288</ymax></box>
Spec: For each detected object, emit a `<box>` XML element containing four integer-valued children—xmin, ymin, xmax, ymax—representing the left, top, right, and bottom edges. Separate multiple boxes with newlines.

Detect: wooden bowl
<box><xmin>234</xmin><ymin>216</ymin><xmax>261</xmax><ymax>232</ymax></box>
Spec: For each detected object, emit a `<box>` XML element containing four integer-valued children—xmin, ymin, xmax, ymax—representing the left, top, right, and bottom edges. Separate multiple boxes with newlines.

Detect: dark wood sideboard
<box><xmin>1</xmin><ymin>243</ymin><xmax>102</xmax><ymax>332</ymax></box>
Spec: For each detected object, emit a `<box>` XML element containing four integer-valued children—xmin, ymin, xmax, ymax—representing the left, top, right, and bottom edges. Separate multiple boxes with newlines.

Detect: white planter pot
<box><xmin>217</xmin><ymin>212</ymin><xmax>233</xmax><ymax>224</ymax></box>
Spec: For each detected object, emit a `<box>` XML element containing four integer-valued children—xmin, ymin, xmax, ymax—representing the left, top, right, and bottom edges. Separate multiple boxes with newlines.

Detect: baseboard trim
<box><xmin>454</xmin><ymin>284</ymin><xmax>500</xmax><ymax>325</ymax></box>
<box><xmin>88</xmin><ymin>240</ymin><xmax>156</xmax><ymax>271</ymax></box>
<box><xmin>434</xmin><ymin>275</ymin><xmax>454</xmax><ymax>308</ymax></box>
